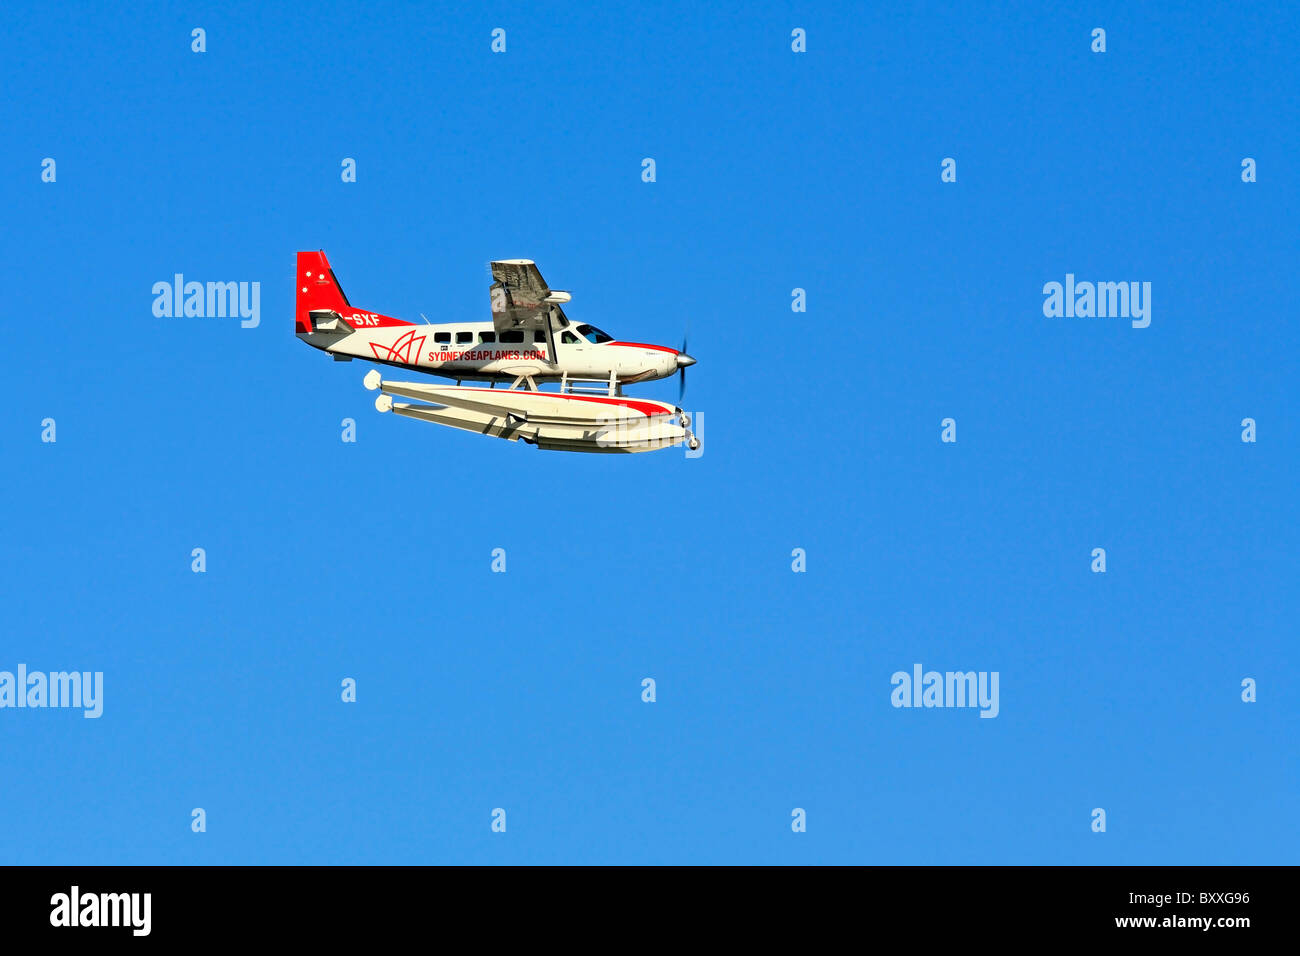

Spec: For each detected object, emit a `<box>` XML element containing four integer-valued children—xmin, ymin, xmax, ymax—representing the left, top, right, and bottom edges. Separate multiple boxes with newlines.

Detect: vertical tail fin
<box><xmin>295</xmin><ymin>251</ymin><xmax>414</xmax><ymax>333</ymax></box>
<box><xmin>296</xmin><ymin>251</ymin><xmax>351</xmax><ymax>332</ymax></box>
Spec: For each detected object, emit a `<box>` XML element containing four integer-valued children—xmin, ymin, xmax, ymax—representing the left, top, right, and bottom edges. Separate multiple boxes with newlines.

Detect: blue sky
<box><xmin>1</xmin><ymin>0</ymin><xmax>1296</xmax><ymax>864</ymax></box>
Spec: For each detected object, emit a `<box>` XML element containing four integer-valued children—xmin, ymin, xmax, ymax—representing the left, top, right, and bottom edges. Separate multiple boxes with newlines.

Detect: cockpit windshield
<box><xmin>575</xmin><ymin>324</ymin><xmax>614</xmax><ymax>344</ymax></box>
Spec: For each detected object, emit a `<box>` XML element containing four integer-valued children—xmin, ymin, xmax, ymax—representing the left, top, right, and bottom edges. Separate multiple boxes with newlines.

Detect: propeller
<box><xmin>677</xmin><ymin>331</ymin><xmax>689</xmax><ymax>403</ymax></box>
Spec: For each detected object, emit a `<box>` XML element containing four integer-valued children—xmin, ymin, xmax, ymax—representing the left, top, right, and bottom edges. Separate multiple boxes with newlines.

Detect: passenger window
<box><xmin>533</xmin><ymin>330</ymin><xmax>546</xmax><ymax>343</ymax></box>
<box><xmin>561</xmin><ymin>331</ymin><xmax>579</xmax><ymax>344</ymax></box>
<box><xmin>479</xmin><ymin>331</ymin><xmax>496</xmax><ymax>344</ymax></box>
<box><xmin>456</xmin><ymin>331</ymin><xmax>472</xmax><ymax>345</ymax></box>
<box><xmin>434</xmin><ymin>332</ymin><xmax>451</xmax><ymax>344</ymax></box>
<box><xmin>500</xmin><ymin>330</ymin><xmax>524</xmax><ymax>343</ymax></box>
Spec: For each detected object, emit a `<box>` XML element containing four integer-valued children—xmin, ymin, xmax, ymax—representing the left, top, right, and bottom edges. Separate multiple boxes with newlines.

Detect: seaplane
<box><xmin>294</xmin><ymin>251</ymin><xmax>699</xmax><ymax>453</ymax></box>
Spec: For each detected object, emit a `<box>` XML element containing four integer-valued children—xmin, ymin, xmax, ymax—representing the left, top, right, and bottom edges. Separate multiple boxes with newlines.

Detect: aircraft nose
<box><xmin>676</xmin><ymin>352</ymin><xmax>696</xmax><ymax>368</ymax></box>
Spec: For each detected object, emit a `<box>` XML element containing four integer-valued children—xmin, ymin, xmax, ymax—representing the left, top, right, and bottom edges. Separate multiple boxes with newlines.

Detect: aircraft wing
<box><xmin>489</xmin><ymin>259</ymin><xmax>569</xmax><ymax>356</ymax></box>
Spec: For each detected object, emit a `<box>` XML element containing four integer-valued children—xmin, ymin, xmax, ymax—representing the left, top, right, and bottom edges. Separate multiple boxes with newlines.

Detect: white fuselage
<box><xmin>299</xmin><ymin>318</ymin><xmax>680</xmax><ymax>386</ymax></box>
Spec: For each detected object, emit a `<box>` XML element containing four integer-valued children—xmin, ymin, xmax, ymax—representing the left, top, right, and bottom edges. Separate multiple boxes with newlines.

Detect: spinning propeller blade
<box><xmin>677</xmin><ymin>331</ymin><xmax>689</xmax><ymax>403</ymax></box>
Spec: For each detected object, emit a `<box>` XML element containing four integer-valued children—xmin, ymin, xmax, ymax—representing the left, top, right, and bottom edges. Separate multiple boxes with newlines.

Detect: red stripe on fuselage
<box><xmin>606</xmin><ymin>341</ymin><xmax>678</xmax><ymax>354</ymax></box>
